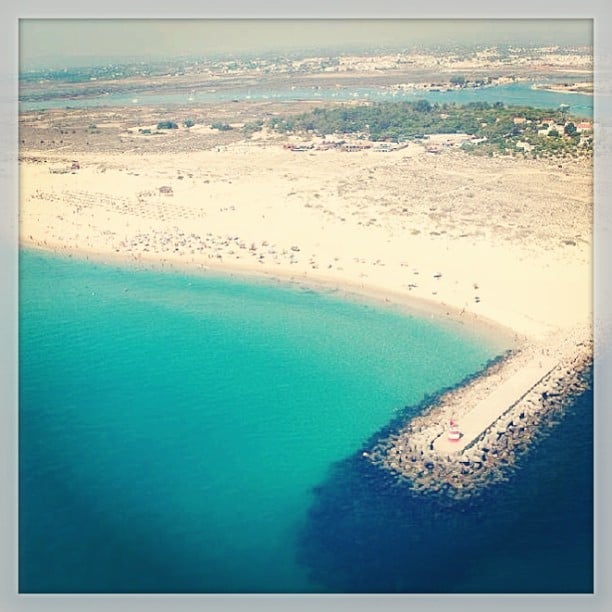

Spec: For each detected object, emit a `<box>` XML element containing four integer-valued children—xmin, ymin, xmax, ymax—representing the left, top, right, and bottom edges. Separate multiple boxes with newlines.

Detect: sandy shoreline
<box><xmin>19</xmin><ymin>138</ymin><xmax>593</xmax><ymax>494</ymax></box>
<box><xmin>19</xmin><ymin>144</ymin><xmax>592</xmax><ymax>339</ymax></box>
<box><xmin>20</xmin><ymin>237</ymin><xmax>517</xmax><ymax>354</ymax></box>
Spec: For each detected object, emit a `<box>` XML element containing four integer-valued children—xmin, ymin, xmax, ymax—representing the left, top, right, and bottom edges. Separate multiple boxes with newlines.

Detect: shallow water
<box><xmin>18</xmin><ymin>249</ymin><xmax>592</xmax><ymax>593</ymax></box>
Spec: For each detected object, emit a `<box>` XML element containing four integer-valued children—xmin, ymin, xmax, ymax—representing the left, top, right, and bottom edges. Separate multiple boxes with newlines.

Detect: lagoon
<box><xmin>18</xmin><ymin>81</ymin><xmax>593</xmax><ymax>118</ymax></box>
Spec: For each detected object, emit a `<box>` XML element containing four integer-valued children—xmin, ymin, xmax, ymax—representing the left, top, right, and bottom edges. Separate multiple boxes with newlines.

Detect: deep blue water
<box><xmin>18</xmin><ymin>249</ymin><xmax>593</xmax><ymax>593</ymax></box>
<box><xmin>298</xmin><ymin>379</ymin><xmax>593</xmax><ymax>593</ymax></box>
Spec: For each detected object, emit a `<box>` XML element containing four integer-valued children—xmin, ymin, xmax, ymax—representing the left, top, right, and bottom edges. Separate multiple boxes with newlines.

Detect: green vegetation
<box><xmin>270</xmin><ymin>100</ymin><xmax>592</xmax><ymax>158</ymax></box>
<box><xmin>564</xmin><ymin>122</ymin><xmax>577</xmax><ymax>136</ymax></box>
<box><xmin>157</xmin><ymin>121</ymin><xmax>179</xmax><ymax>130</ymax></box>
<box><xmin>183</xmin><ymin>119</ymin><xmax>195</xmax><ymax>128</ymax></box>
<box><xmin>241</xmin><ymin>120</ymin><xmax>264</xmax><ymax>137</ymax></box>
<box><xmin>450</xmin><ymin>75</ymin><xmax>466</xmax><ymax>87</ymax></box>
<box><xmin>211</xmin><ymin>122</ymin><xmax>233</xmax><ymax>131</ymax></box>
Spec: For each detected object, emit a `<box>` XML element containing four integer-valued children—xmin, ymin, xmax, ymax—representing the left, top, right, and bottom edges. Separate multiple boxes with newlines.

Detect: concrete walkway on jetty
<box><xmin>432</xmin><ymin>355</ymin><xmax>559</xmax><ymax>455</ymax></box>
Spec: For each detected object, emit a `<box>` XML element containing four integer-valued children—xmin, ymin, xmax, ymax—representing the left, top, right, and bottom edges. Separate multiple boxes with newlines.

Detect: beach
<box><xmin>19</xmin><ymin>139</ymin><xmax>591</xmax><ymax>334</ymax></box>
<box><xmin>13</xmin><ymin>22</ymin><xmax>599</xmax><ymax>595</ymax></box>
<box><xmin>19</xmin><ymin>129</ymin><xmax>593</xmax><ymax>494</ymax></box>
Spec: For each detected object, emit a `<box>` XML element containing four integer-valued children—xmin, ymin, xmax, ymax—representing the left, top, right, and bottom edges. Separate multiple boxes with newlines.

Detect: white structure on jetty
<box><xmin>432</xmin><ymin>355</ymin><xmax>558</xmax><ymax>455</ymax></box>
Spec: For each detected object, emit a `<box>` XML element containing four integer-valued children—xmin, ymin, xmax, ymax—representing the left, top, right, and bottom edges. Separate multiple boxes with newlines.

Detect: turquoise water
<box><xmin>19</xmin><ymin>249</ymin><xmax>505</xmax><ymax>593</ymax></box>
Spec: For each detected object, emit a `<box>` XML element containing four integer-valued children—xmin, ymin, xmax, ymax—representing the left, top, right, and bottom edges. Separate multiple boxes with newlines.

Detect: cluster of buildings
<box><xmin>284</xmin><ymin>140</ymin><xmax>410</xmax><ymax>153</ymax></box>
<box><xmin>533</xmin><ymin>117</ymin><xmax>593</xmax><ymax>136</ymax></box>
<box><xmin>280</xmin><ymin>115</ymin><xmax>593</xmax><ymax>156</ymax></box>
<box><xmin>510</xmin><ymin>115</ymin><xmax>593</xmax><ymax>153</ymax></box>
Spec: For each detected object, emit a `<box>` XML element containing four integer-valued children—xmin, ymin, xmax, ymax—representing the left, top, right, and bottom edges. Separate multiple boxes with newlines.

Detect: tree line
<box><xmin>269</xmin><ymin>100</ymin><xmax>582</xmax><ymax>142</ymax></box>
<box><xmin>267</xmin><ymin>100</ymin><xmax>591</xmax><ymax>157</ymax></box>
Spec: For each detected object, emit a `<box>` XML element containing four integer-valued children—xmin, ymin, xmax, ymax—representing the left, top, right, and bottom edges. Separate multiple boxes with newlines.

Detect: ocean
<box><xmin>18</xmin><ymin>249</ymin><xmax>593</xmax><ymax>593</ymax></box>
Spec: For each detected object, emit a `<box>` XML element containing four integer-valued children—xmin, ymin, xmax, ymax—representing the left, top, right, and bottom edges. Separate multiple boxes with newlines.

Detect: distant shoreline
<box><xmin>18</xmin><ymin>80</ymin><xmax>595</xmax><ymax>116</ymax></box>
<box><xmin>531</xmin><ymin>84</ymin><xmax>593</xmax><ymax>96</ymax></box>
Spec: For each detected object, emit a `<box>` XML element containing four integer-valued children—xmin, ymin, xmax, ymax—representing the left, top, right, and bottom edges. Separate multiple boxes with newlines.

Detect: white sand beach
<box><xmin>20</xmin><ymin>142</ymin><xmax>592</xmax><ymax>344</ymax></box>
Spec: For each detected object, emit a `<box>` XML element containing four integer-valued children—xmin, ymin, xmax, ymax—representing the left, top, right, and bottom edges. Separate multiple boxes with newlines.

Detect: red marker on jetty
<box><xmin>447</xmin><ymin>418</ymin><xmax>462</xmax><ymax>442</ymax></box>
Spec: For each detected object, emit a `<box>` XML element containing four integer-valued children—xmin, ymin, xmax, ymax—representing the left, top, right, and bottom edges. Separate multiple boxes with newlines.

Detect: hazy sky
<box><xmin>20</xmin><ymin>19</ymin><xmax>592</xmax><ymax>70</ymax></box>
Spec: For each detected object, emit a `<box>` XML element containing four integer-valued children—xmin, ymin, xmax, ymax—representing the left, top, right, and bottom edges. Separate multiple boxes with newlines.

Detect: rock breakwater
<box><xmin>368</xmin><ymin>328</ymin><xmax>593</xmax><ymax>500</ymax></box>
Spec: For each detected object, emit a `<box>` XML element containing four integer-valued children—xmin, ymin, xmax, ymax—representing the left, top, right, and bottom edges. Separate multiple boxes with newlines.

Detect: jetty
<box><xmin>369</xmin><ymin>327</ymin><xmax>592</xmax><ymax>498</ymax></box>
<box><xmin>432</xmin><ymin>355</ymin><xmax>558</xmax><ymax>455</ymax></box>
